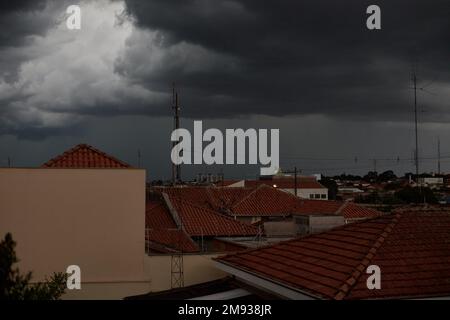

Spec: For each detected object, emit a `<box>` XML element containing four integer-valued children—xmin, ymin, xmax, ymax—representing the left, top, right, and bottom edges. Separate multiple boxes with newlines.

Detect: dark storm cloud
<box><xmin>0</xmin><ymin>0</ymin><xmax>69</xmax><ymax>82</ymax></box>
<box><xmin>0</xmin><ymin>0</ymin><xmax>48</xmax><ymax>46</ymax></box>
<box><xmin>122</xmin><ymin>0</ymin><xmax>450</xmax><ymax>121</ymax></box>
<box><xmin>1</xmin><ymin>0</ymin><xmax>449</xmax><ymax>141</ymax></box>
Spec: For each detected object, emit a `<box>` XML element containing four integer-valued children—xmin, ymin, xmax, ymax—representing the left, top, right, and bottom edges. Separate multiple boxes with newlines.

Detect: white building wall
<box><xmin>282</xmin><ymin>188</ymin><xmax>328</xmax><ymax>200</ymax></box>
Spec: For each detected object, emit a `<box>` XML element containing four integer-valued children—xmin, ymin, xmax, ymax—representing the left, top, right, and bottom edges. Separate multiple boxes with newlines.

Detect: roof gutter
<box><xmin>214</xmin><ymin>261</ymin><xmax>319</xmax><ymax>300</ymax></box>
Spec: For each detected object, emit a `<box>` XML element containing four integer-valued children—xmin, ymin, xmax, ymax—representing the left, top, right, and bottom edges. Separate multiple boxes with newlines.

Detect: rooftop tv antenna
<box><xmin>171</xmin><ymin>83</ymin><xmax>181</xmax><ymax>184</ymax></box>
<box><xmin>438</xmin><ymin>137</ymin><xmax>441</xmax><ymax>174</ymax></box>
<box><xmin>171</xmin><ymin>229</ymin><xmax>185</xmax><ymax>289</ymax></box>
<box><xmin>411</xmin><ymin>64</ymin><xmax>437</xmax><ymax>178</ymax></box>
<box><xmin>412</xmin><ymin>66</ymin><xmax>419</xmax><ymax>178</ymax></box>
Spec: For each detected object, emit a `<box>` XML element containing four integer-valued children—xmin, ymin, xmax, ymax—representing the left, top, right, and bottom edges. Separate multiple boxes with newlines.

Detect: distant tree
<box><xmin>377</xmin><ymin>170</ymin><xmax>397</xmax><ymax>182</ymax></box>
<box><xmin>395</xmin><ymin>186</ymin><xmax>437</xmax><ymax>204</ymax></box>
<box><xmin>355</xmin><ymin>192</ymin><xmax>402</xmax><ymax>206</ymax></box>
<box><xmin>363</xmin><ymin>171</ymin><xmax>378</xmax><ymax>182</ymax></box>
<box><xmin>0</xmin><ymin>233</ymin><xmax>67</xmax><ymax>300</ymax></box>
<box><xmin>333</xmin><ymin>173</ymin><xmax>362</xmax><ymax>181</ymax></box>
<box><xmin>319</xmin><ymin>178</ymin><xmax>338</xmax><ymax>200</ymax></box>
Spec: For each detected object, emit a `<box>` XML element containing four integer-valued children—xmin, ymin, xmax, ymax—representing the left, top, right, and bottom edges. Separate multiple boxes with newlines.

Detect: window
<box><xmin>321</xmin><ymin>194</ymin><xmax>327</xmax><ymax>199</ymax></box>
<box><xmin>309</xmin><ymin>194</ymin><xmax>314</xmax><ymax>199</ymax></box>
<box><xmin>314</xmin><ymin>194</ymin><xmax>320</xmax><ymax>199</ymax></box>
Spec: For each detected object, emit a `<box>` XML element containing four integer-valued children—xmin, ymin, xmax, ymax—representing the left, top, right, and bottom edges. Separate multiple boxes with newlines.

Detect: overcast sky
<box><xmin>0</xmin><ymin>0</ymin><xmax>449</xmax><ymax>179</ymax></box>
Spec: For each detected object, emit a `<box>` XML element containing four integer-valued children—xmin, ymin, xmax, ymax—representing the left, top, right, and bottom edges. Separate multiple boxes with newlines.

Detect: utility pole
<box><xmin>283</xmin><ymin>167</ymin><xmax>300</xmax><ymax>197</ymax></box>
<box><xmin>294</xmin><ymin>166</ymin><xmax>298</xmax><ymax>197</ymax></box>
<box><xmin>413</xmin><ymin>69</ymin><xmax>419</xmax><ymax>178</ymax></box>
<box><xmin>438</xmin><ymin>137</ymin><xmax>441</xmax><ymax>175</ymax></box>
<box><xmin>171</xmin><ymin>83</ymin><xmax>181</xmax><ymax>184</ymax></box>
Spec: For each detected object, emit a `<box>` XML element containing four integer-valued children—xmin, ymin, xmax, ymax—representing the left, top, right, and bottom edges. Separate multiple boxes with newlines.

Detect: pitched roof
<box><xmin>168</xmin><ymin>196</ymin><xmax>259</xmax><ymax>237</ymax></box>
<box><xmin>146</xmin><ymin>229</ymin><xmax>199</xmax><ymax>253</ymax></box>
<box><xmin>41</xmin><ymin>144</ymin><xmax>131</xmax><ymax>168</ymax></box>
<box><xmin>294</xmin><ymin>199</ymin><xmax>382</xmax><ymax>220</ymax></box>
<box><xmin>224</xmin><ymin>185</ymin><xmax>380</xmax><ymax>219</ymax></box>
<box><xmin>145</xmin><ymin>196</ymin><xmax>259</xmax><ymax>252</ymax></box>
<box><xmin>151</xmin><ymin>185</ymin><xmax>381</xmax><ymax>220</ymax></box>
<box><xmin>230</xmin><ymin>185</ymin><xmax>300</xmax><ymax>216</ymax></box>
<box><xmin>155</xmin><ymin>186</ymin><xmax>255</xmax><ymax>212</ymax></box>
<box><xmin>146</xmin><ymin>201</ymin><xmax>199</xmax><ymax>253</ymax></box>
<box><xmin>215</xmin><ymin>210</ymin><xmax>450</xmax><ymax>299</ymax></box>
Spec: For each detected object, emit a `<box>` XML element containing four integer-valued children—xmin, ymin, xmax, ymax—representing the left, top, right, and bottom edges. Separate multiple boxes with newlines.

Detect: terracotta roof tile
<box><xmin>145</xmin><ymin>196</ymin><xmax>259</xmax><ymax>253</ymax></box>
<box><xmin>146</xmin><ymin>200</ymin><xmax>199</xmax><ymax>253</ymax></box>
<box><xmin>215</xmin><ymin>210</ymin><xmax>450</xmax><ymax>299</ymax></box>
<box><xmin>169</xmin><ymin>196</ymin><xmax>259</xmax><ymax>237</ymax></box>
<box><xmin>41</xmin><ymin>144</ymin><xmax>131</xmax><ymax>168</ymax></box>
<box><xmin>146</xmin><ymin>228</ymin><xmax>199</xmax><ymax>253</ymax></box>
<box><xmin>151</xmin><ymin>185</ymin><xmax>381</xmax><ymax>220</ymax></box>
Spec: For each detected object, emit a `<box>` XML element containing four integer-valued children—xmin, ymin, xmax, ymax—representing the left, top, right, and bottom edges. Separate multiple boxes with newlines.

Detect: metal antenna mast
<box><xmin>438</xmin><ymin>137</ymin><xmax>441</xmax><ymax>174</ymax></box>
<box><xmin>412</xmin><ymin>68</ymin><xmax>419</xmax><ymax>178</ymax></box>
<box><xmin>171</xmin><ymin>83</ymin><xmax>181</xmax><ymax>184</ymax></box>
<box><xmin>171</xmin><ymin>229</ymin><xmax>184</xmax><ymax>288</ymax></box>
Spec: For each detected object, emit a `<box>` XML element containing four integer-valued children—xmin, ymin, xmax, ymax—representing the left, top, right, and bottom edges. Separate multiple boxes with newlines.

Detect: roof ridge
<box><xmin>205</xmin><ymin>187</ymin><xmax>226</xmax><ymax>211</ymax></box>
<box><xmin>335</xmin><ymin>201</ymin><xmax>349</xmax><ymax>215</ymax></box>
<box><xmin>231</xmin><ymin>184</ymin><xmax>301</xmax><ymax>211</ymax></box>
<box><xmin>81</xmin><ymin>144</ymin><xmax>131</xmax><ymax>167</ymax></box>
<box><xmin>168</xmin><ymin>194</ymin><xmax>259</xmax><ymax>231</ymax></box>
<box><xmin>214</xmin><ymin>213</ymin><xmax>398</xmax><ymax>269</ymax></box>
<box><xmin>42</xmin><ymin>144</ymin><xmax>83</xmax><ymax>167</ymax></box>
<box><xmin>230</xmin><ymin>184</ymin><xmax>266</xmax><ymax>209</ymax></box>
<box><xmin>41</xmin><ymin>143</ymin><xmax>131</xmax><ymax>168</ymax></box>
<box><xmin>333</xmin><ymin>212</ymin><xmax>402</xmax><ymax>300</ymax></box>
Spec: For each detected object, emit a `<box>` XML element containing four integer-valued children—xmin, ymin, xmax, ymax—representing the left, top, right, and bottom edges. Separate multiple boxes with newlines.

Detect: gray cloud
<box><xmin>121</xmin><ymin>0</ymin><xmax>450</xmax><ymax>121</ymax></box>
<box><xmin>0</xmin><ymin>0</ymin><xmax>449</xmax><ymax>179</ymax></box>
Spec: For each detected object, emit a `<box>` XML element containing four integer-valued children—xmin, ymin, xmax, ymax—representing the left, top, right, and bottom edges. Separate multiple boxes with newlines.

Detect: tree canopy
<box><xmin>0</xmin><ymin>233</ymin><xmax>67</xmax><ymax>300</ymax></box>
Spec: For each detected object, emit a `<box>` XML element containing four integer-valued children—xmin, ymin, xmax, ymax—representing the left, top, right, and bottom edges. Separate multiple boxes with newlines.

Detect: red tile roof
<box><xmin>155</xmin><ymin>186</ymin><xmax>254</xmax><ymax>212</ymax></box>
<box><xmin>224</xmin><ymin>185</ymin><xmax>380</xmax><ymax>220</ymax></box>
<box><xmin>339</xmin><ymin>202</ymin><xmax>383</xmax><ymax>220</ymax></box>
<box><xmin>216</xmin><ymin>210</ymin><xmax>450</xmax><ymax>299</ymax></box>
<box><xmin>231</xmin><ymin>185</ymin><xmax>300</xmax><ymax>217</ymax></box>
<box><xmin>146</xmin><ymin>202</ymin><xmax>177</xmax><ymax>229</ymax></box>
<box><xmin>151</xmin><ymin>185</ymin><xmax>381</xmax><ymax>220</ymax></box>
<box><xmin>41</xmin><ymin>144</ymin><xmax>131</xmax><ymax>168</ymax></box>
<box><xmin>146</xmin><ymin>201</ymin><xmax>199</xmax><ymax>253</ymax></box>
<box><xmin>145</xmin><ymin>196</ymin><xmax>259</xmax><ymax>253</ymax></box>
<box><xmin>294</xmin><ymin>199</ymin><xmax>382</xmax><ymax>220</ymax></box>
<box><xmin>146</xmin><ymin>229</ymin><xmax>199</xmax><ymax>253</ymax></box>
<box><xmin>169</xmin><ymin>196</ymin><xmax>259</xmax><ymax>237</ymax></box>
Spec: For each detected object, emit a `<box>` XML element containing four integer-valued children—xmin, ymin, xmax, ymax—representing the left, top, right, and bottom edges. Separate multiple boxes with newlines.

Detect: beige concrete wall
<box><xmin>143</xmin><ymin>254</ymin><xmax>227</xmax><ymax>293</ymax></box>
<box><xmin>62</xmin><ymin>254</ymin><xmax>227</xmax><ymax>299</ymax></box>
<box><xmin>0</xmin><ymin>168</ymin><xmax>146</xmax><ymax>287</ymax></box>
<box><xmin>264</xmin><ymin>220</ymin><xmax>297</xmax><ymax>237</ymax></box>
